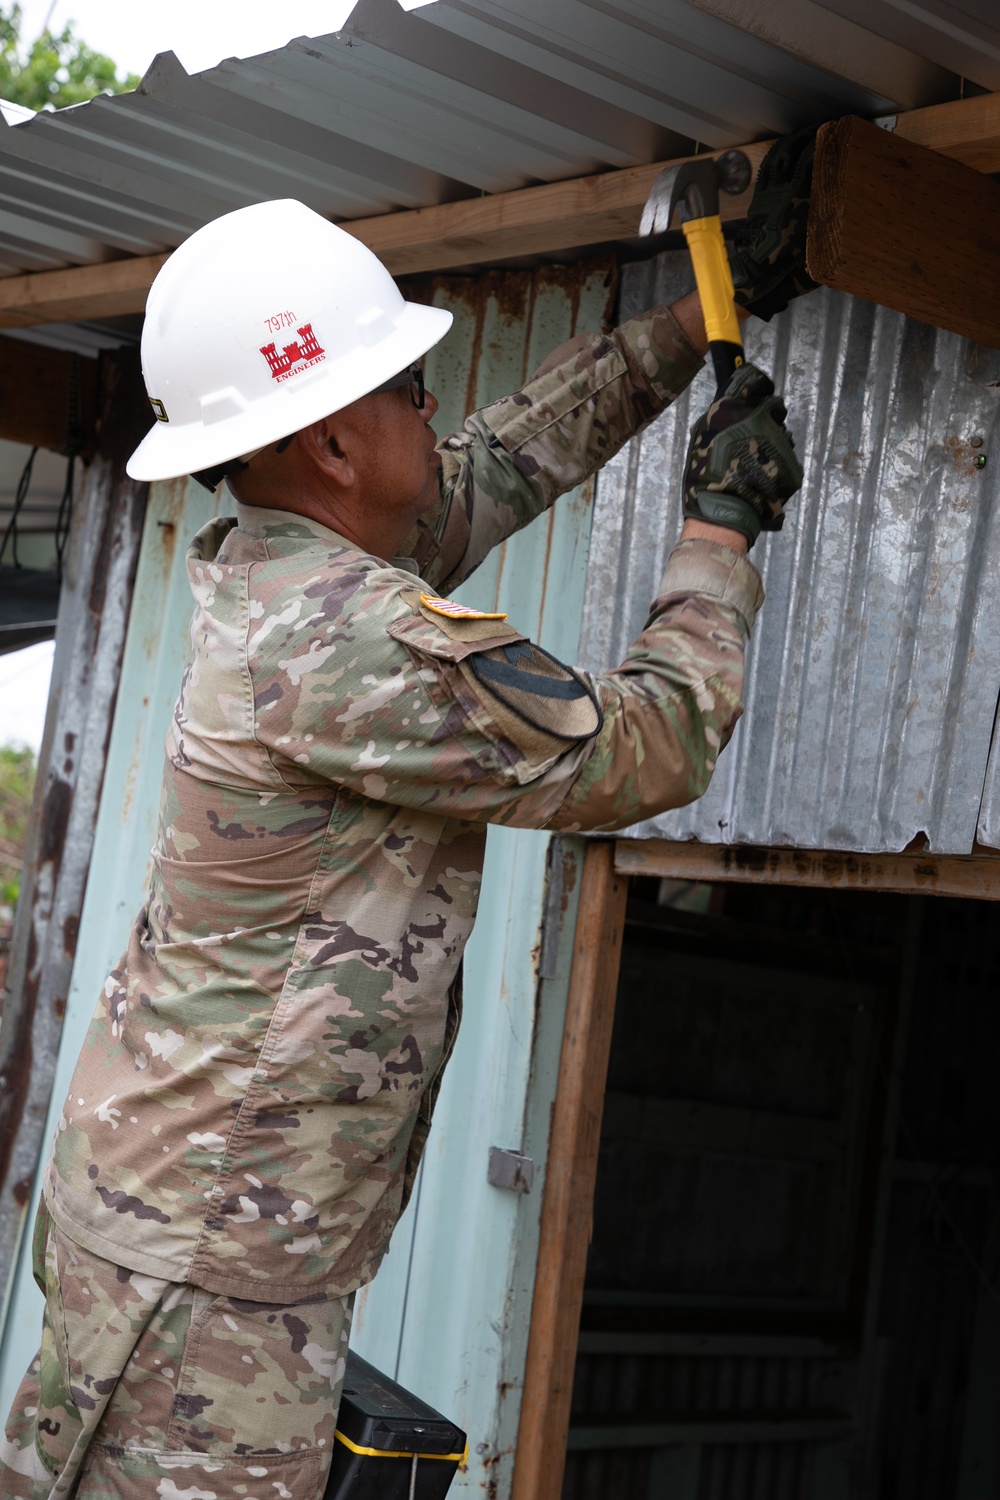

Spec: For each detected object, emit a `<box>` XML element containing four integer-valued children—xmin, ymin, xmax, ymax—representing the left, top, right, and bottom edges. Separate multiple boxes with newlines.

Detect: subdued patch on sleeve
<box><xmin>388</xmin><ymin>595</ymin><xmax>600</xmax><ymax>773</ymax></box>
<box><xmin>466</xmin><ymin>640</ymin><xmax>602</xmax><ymax>742</ymax></box>
<box><xmin>658</xmin><ymin>540</ymin><xmax>765</xmax><ymax>632</ymax></box>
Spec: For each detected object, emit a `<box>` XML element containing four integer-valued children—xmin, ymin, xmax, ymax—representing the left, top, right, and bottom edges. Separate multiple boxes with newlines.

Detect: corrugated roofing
<box><xmin>578</xmin><ymin>252</ymin><xmax>1000</xmax><ymax>856</ymax></box>
<box><xmin>0</xmin><ymin>0</ymin><xmax>981</xmax><ymax>283</ymax></box>
<box><xmin>810</xmin><ymin>0</ymin><xmax>1000</xmax><ymax>91</ymax></box>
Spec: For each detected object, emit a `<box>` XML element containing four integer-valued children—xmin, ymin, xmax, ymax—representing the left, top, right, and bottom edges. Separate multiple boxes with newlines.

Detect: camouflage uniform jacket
<box><xmin>45</xmin><ymin>306</ymin><xmax>765</xmax><ymax>1303</ymax></box>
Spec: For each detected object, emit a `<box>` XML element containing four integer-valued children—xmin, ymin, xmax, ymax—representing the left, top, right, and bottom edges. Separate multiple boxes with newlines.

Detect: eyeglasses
<box><xmin>371</xmin><ymin>363</ymin><xmax>425</xmax><ymax>409</ymax></box>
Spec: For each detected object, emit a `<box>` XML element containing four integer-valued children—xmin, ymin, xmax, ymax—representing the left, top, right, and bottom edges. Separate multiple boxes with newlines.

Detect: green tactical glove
<box><xmin>729</xmin><ymin>128</ymin><xmax>817</xmax><ymax>322</ymax></box>
<box><xmin>683</xmin><ymin>363</ymin><xmax>804</xmax><ymax>547</ymax></box>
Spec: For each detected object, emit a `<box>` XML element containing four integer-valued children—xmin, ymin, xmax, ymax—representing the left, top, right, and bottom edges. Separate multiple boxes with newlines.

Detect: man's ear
<box><xmin>300</xmin><ymin>414</ymin><xmax>356</xmax><ymax>489</ymax></box>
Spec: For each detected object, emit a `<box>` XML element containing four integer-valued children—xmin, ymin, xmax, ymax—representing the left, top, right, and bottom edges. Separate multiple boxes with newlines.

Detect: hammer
<box><xmin>640</xmin><ymin>151</ymin><xmax>752</xmax><ymax>395</ymax></box>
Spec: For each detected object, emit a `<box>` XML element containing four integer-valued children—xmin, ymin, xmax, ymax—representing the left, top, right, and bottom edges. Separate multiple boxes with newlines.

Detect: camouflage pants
<box><xmin>0</xmin><ymin>1209</ymin><xmax>353</xmax><ymax>1500</ymax></box>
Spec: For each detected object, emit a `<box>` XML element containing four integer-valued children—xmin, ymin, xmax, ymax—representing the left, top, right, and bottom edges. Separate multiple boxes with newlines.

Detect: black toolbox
<box><xmin>324</xmin><ymin>1351</ymin><xmax>468</xmax><ymax>1499</ymax></box>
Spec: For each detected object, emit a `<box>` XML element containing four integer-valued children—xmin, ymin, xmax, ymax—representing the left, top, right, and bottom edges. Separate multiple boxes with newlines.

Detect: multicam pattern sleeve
<box><xmin>245</xmin><ymin>533</ymin><xmax>763</xmax><ymax>835</ymax></box>
<box><xmin>44</xmin><ymin>306</ymin><xmax>764</xmax><ymax>1305</ymax></box>
<box><xmin>404</xmin><ymin>304</ymin><xmax>705</xmax><ymax>589</ymax></box>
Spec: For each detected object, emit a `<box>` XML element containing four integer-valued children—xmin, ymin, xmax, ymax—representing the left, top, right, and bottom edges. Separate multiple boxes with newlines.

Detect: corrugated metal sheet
<box><xmin>0</xmin><ymin>348</ymin><xmax>149</xmax><ymax>1327</ymax></box>
<box><xmin>412</xmin><ymin>0</ymin><xmax>943</xmax><ymax>140</ymax></box>
<box><xmin>0</xmin><ymin>0</ymin><xmax>974</xmax><ymax>281</ymax></box>
<box><xmin>578</xmin><ymin>252</ymin><xmax>1000</xmax><ymax>855</ymax></box>
<box><xmin>810</xmin><ymin>0</ymin><xmax>1000</xmax><ymax>91</ymax></box>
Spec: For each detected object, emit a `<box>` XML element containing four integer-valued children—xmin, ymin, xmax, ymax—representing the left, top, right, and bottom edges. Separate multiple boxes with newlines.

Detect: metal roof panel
<box><xmin>0</xmin><ymin>0</ymin><xmax>976</xmax><ymax>284</ymax></box>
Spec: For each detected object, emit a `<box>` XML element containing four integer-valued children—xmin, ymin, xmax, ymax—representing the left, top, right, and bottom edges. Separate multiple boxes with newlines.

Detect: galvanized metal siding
<box><xmin>578</xmin><ymin>253</ymin><xmax>1000</xmax><ymax>854</ymax></box>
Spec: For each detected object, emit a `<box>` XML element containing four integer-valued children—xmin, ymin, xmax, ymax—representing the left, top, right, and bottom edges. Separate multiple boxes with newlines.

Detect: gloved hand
<box><xmin>683</xmin><ymin>363</ymin><xmax>803</xmax><ymax>547</ymax></box>
<box><xmin>729</xmin><ymin>128</ymin><xmax>817</xmax><ymax>322</ymax></box>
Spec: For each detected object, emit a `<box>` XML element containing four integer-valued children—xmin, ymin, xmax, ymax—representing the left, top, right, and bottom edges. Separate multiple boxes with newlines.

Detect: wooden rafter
<box><xmin>0</xmin><ymin>92</ymin><xmax>996</xmax><ymax>329</ymax></box>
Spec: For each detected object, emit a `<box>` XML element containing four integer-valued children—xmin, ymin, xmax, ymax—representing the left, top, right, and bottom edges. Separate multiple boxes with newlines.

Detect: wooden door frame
<box><xmin>511</xmin><ymin>840</ymin><xmax>628</xmax><ymax>1500</ymax></box>
<box><xmin>511</xmin><ymin>837</ymin><xmax>1000</xmax><ymax>1500</ymax></box>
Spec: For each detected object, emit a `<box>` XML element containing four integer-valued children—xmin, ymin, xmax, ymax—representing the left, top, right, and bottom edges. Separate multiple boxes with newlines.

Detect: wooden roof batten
<box><xmin>0</xmin><ymin>91</ymin><xmax>996</xmax><ymax>331</ymax></box>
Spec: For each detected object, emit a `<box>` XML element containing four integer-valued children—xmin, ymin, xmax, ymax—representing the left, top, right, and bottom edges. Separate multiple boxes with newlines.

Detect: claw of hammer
<box><xmin>640</xmin><ymin>150</ymin><xmax>752</xmax><ymax>394</ymax></box>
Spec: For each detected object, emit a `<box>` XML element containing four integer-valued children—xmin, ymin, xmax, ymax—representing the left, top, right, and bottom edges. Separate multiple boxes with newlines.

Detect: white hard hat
<box><xmin>127</xmin><ymin>199</ymin><xmax>453</xmax><ymax>482</ymax></box>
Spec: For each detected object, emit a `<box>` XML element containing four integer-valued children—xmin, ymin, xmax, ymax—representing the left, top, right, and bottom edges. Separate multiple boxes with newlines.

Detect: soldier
<box><xmin>1</xmin><ymin>133</ymin><xmax>814</xmax><ymax>1500</ymax></box>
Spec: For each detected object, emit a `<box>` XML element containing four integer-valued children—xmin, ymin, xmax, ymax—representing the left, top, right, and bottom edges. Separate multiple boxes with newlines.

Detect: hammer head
<box><xmin>639</xmin><ymin>149</ymin><xmax>752</xmax><ymax>237</ymax></box>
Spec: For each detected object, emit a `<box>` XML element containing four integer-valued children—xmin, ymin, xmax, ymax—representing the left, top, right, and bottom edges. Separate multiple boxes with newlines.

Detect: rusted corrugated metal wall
<box><xmin>0</xmin><ymin>349</ymin><xmax>148</xmax><ymax>1317</ymax></box>
<box><xmin>579</xmin><ymin>252</ymin><xmax>1000</xmax><ymax>855</ymax></box>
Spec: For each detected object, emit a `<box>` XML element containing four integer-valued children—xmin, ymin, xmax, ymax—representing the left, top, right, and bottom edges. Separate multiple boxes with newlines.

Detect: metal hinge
<box><xmin>488</xmin><ymin>1147</ymin><xmax>535</xmax><ymax>1194</ymax></box>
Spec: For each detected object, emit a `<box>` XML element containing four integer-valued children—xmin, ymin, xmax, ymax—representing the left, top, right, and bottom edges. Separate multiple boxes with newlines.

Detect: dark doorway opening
<box><xmin>563</xmin><ymin>878</ymin><xmax>1000</xmax><ymax>1500</ymax></box>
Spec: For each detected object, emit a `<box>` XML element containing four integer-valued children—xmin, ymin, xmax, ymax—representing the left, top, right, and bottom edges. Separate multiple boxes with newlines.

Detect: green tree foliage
<box><xmin>0</xmin><ymin>740</ymin><xmax>36</xmax><ymax>905</ymax></box>
<box><xmin>0</xmin><ymin>3</ymin><xmax>139</xmax><ymax>112</ymax></box>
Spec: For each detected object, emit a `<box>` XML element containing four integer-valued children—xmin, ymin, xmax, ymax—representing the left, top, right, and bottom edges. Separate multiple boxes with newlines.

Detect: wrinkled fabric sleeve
<box><xmin>402</xmin><ymin>305</ymin><xmax>704</xmax><ymax>592</ymax></box>
<box><xmin>261</xmin><ymin>539</ymin><xmax>763</xmax><ymax>834</ymax></box>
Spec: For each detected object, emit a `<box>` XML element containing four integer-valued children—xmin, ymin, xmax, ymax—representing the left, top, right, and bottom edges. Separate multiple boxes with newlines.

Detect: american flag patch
<box><xmin>420</xmin><ymin>593</ymin><xmax>508</xmax><ymax>622</ymax></box>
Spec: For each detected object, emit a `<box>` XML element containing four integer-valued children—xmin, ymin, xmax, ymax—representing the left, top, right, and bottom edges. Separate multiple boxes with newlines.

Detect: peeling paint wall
<box><xmin>0</xmin><ymin>470</ymin><xmax>224</xmax><ymax>1412</ymax></box>
<box><xmin>0</xmin><ymin>348</ymin><xmax>148</xmax><ymax>1328</ymax></box>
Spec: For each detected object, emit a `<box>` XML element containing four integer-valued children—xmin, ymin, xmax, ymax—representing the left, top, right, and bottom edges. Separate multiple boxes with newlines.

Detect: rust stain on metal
<box><xmin>0</xmin><ymin>345</ymin><xmax>151</xmax><ymax>1299</ymax></box>
<box><xmin>561</xmin><ymin>844</ymin><xmax>579</xmax><ymax>910</ymax></box>
<box><xmin>36</xmin><ymin>779</ymin><xmax>72</xmax><ymax>865</ymax></box>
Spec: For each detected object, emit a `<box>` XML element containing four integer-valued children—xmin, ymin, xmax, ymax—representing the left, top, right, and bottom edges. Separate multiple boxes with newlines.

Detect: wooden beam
<box><xmin>0</xmin><ymin>90</ymin><xmax>998</xmax><ymax>328</ymax></box>
<box><xmin>0</xmin><ymin>334</ymin><xmax>98</xmax><ymax>454</ymax></box>
<box><xmin>0</xmin><ymin>253</ymin><xmax>169</xmax><ymax>329</ymax></box>
<box><xmin>613</xmin><ymin>838</ymin><xmax>1000</xmax><ymax>900</ymax></box>
<box><xmin>349</xmin><ymin>143</ymin><xmax>772</xmax><ymax>277</ymax></box>
<box><xmin>511</xmin><ymin>841</ymin><xmax>628</xmax><ymax>1500</ymax></box>
<box><xmin>807</xmin><ymin>114</ymin><xmax>1000</xmax><ymax>350</ymax></box>
<box><xmin>0</xmin><ymin>146</ymin><xmax>768</xmax><ymax>331</ymax></box>
<box><xmin>892</xmin><ymin>90</ymin><xmax>1000</xmax><ymax>175</ymax></box>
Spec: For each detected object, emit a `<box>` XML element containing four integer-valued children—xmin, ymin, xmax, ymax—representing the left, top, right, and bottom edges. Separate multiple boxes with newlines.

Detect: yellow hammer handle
<box><xmin>681</xmin><ymin>214</ymin><xmax>743</xmax><ymax>350</ymax></box>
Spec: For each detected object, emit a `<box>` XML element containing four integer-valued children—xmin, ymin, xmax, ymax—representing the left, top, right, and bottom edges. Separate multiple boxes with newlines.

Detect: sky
<box><xmin>0</xmin><ymin>641</ymin><xmax>54</xmax><ymax>751</ymax></box>
<box><xmin>13</xmin><ymin>0</ymin><xmax>382</xmax><ymax>80</ymax></box>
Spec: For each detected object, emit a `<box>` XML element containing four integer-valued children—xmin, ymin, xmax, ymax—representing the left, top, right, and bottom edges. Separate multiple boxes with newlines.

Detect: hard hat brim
<box><xmin>126</xmin><ymin>301</ymin><xmax>454</xmax><ymax>483</ymax></box>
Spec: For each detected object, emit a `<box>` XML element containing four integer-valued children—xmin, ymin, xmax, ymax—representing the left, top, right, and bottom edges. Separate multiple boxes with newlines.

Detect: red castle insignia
<box><xmin>259</xmin><ymin>323</ymin><xmax>326</xmax><ymax>382</ymax></box>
